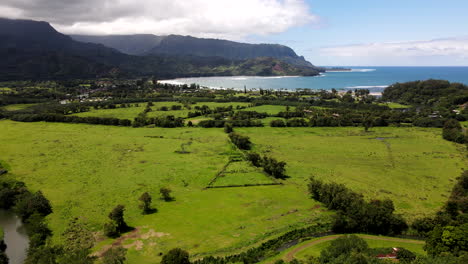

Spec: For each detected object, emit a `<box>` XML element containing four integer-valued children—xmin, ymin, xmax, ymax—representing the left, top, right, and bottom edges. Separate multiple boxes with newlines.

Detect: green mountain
<box><xmin>0</xmin><ymin>18</ymin><xmax>322</xmax><ymax>80</ymax></box>
<box><xmin>71</xmin><ymin>34</ymin><xmax>165</xmax><ymax>56</ymax></box>
<box><xmin>71</xmin><ymin>34</ymin><xmax>315</xmax><ymax>68</ymax></box>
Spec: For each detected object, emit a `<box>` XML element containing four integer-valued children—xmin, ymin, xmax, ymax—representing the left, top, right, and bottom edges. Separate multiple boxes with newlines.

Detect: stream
<box><xmin>0</xmin><ymin>209</ymin><xmax>29</xmax><ymax>264</ymax></box>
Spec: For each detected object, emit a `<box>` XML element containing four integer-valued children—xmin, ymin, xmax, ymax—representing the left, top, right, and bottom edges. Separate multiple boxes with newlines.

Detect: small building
<box><xmin>376</xmin><ymin>248</ymin><xmax>399</xmax><ymax>260</ymax></box>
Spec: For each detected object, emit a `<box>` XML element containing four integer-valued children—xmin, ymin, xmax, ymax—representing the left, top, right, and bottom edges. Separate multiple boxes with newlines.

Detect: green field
<box><xmin>240</xmin><ymin>105</ymin><xmax>291</xmax><ymax>115</ymax></box>
<box><xmin>261</xmin><ymin>234</ymin><xmax>425</xmax><ymax>263</ymax></box>
<box><xmin>73</xmin><ymin>102</ymin><xmax>251</xmax><ymax>120</ymax></box>
<box><xmin>0</xmin><ymin>120</ymin><xmax>327</xmax><ymax>263</ymax></box>
<box><xmin>379</xmin><ymin>102</ymin><xmax>410</xmax><ymax>109</ymax></box>
<box><xmin>210</xmin><ymin>161</ymin><xmax>276</xmax><ymax>187</ymax></box>
<box><xmin>0</xmin><ymin>120</ymin><xmax>465</xmax><ymax>263</ymax></box>
<box><xmin>1</xmin><ymin>103</ymin><xmax>37</xmax><ymax>111</ymax></box>
<box><xmin>237</xmin><ymin>126</ymin><xmax>466</xmax><ymax>219</ymax></box>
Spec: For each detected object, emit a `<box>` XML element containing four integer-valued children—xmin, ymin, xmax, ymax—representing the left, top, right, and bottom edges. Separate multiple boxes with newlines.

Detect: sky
<box><xmin>1</xmin><ymin>0</ymin><xmax>467</xmax><ymax>66</ymax></box>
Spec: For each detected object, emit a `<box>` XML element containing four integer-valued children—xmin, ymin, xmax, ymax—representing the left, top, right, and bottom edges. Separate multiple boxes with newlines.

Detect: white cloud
<box><xmin>0</xmin><ymin>0</ymin><xmax>318</xmax><ymax>40</ymax></box>
<box><xmin>320</xmin><ymin>37</ymin><xmax>468</xmax><ymax>66</ymax></box>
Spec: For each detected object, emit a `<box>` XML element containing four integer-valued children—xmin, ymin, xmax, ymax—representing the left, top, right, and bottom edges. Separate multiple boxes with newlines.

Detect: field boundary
<box><xmin>282</xmin><ymin>234</ymin><xmax>425</xmax><ymax>262</ymax></box>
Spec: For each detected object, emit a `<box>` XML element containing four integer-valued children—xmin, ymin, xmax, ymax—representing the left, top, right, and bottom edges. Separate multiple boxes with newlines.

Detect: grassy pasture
<box><xmin>1</xmin><ymin>103</ymin><xmax>37</xmax><ymax>111</ymax></box>
<box><xmin>210</xmin><ymin>161</ymin><xmax>276</xmax><ymax>187</ymax></box>
<box><xmin>237</xmin><ymin>126</ymin><xmax>467</xmax><ymax>219</ymax></box>
<box><xmin>379</xmin><ymin>102</ymin><xmax>410</xmax><ymax>109</ymax></box>
<box><xmin>239</xmin><ymin>105</ymin><xmax>291</xmax><ymax>115</ymax></box>
<box><xmin>73</xmin><ymin>102</ymin><xmax>251</xmax><ymax>120</ymax></box>
<box><xmin>0</xmin><ymin>120</ymin><xmax>327</xmax><ymax>263</ymax></box>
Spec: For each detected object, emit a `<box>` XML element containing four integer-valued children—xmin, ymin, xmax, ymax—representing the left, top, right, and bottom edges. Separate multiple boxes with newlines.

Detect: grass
<box><xmin>0</xmin><ymin>227</ymin><xmax>3</xmax><ymax>241</ymax></box>
<box><xmin>379</xmin><ymin>102</ymin><xmax>410</xmax><ymax>109</ymax></box>
<box><xmin>0</xmin><ymin>120</ymin><xmax>328</xmax><ymax>263</ymax></box>
<box><xmin>1</xmin><ymin>103</ymin><xmax>37</xmax><ymax>111</ymax></box>
<box><xmin>237</xmin><ymin>126</ymin><xmax>467</xmax><ymax>219</ymax></box>
<box><xmin>210</xmin><ymin>161</ymin><xmax>276</xmax><ymax>187</ymax></box>
<box><xmin>239</xmin><ymin>105</ymin><xmax>292</xmax><ymax>115</ymax></box>
<box><xmin>73</xmin><ymin>102</ymin><xmax>251</xmax><ymax>120</ymax></box>
<box><xmin>1</xmin><ymin>120</ymin><xmax>465</xmax><ymax>263</ymax></box>
<box><xmin>261</xmin><ymin>234</ymin><xmax>425</xmax><ymax>263</ymax></box>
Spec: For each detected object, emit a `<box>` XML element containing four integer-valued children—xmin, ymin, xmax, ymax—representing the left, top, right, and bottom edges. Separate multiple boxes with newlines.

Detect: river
<box><xmin>0</xmin><ymin>210</ymin><xmax>29</xmax><ymax>264</ymax></box>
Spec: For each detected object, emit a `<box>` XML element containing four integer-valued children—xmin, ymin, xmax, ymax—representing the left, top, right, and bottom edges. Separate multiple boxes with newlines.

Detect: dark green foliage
<box><xmin>413</xmin><ymin>117</ymin><xmax>446</xmax><ymax>128</ymax></box>
<box><xmin>14</xmin><ymin>191</ymin><xmax>52</xmax><ymax>220</ymax></box>
<box><xmin>229</xmin><ymin>133</ymin><xmax>251</xmax><ymax>150</ymax></box>
<box><xmin>319</xmin><ymin>235</ymin><xmax>368</xmax><ymax>263</ymax></box>
<box><xmin>104</xmin><ymin>221</ymin><xmax>119</xmax><ymax>238</ymax></box>
<box><xmin>109</xmin><ymin>205</ymin><xmax>128</xmax><ymax>232</ymax></box>
<box><xmin>0</xmin><ymin>252</ymin><xmax>7</xmax><ymax>264</ymax></box>
<box><xmin>197</xmin><ymin>119</ymin><xmax>263</xmax><ymax>128</ymax></box>
<box><xmin>442</xmin><ymin>119</ymin><xmax>466</xmax><ymax>143</ymax></box>
<box><xmin>139</xmin><ymin>192</ymin><xmax>153</xmax><ymax>214</ymax></box>
<box><xmin>102</xmin><ymin>246</ymin><xmax>127</xmax><ymax>264</ymax></box>
<box><xmin>160</xmin><ymin>187</ymin><xmax>173</xmax><ymax>202</ymax></box>
<box><xmin>62</xmin><ymin>219</ymin><xmax>94</xmax><ymax>253</ymax></box>
<box><xmin>161</xmin><ymin>248</ymin><xmax>190</xmax><ymax>264</ymax></box>
<box><xmin>104</xmin><ymin>205</ymin><xmax>128</xmax><ymax>237</ymax></box>
<box><xmin>270</xmin><ymin>119</ymin><xmax>286</xmax><ymax>127</ymax></box>
<box><xmin>286</xmin><ymin>118</ymin><xmax>308</xmax><ymax>127</ymax></box>
<box><xmin>232</xmin><ymin>111</ymin><xmax>268</xmax><ymax>120</ymax></box>
<box><xmin>246</xmin><ymin>152</ymin><xmax>288</xmax><ymax>179</ymax></box>
<box><xmin>247</xmin><ymin>152</ymin><xmax>262</xmax><ymax>167</ymax></box>
<box><xmin>224</xmin><ymin>123</ymin><xmax>233</xmax><ymax>133</ymax></box>
<box><xmin>382</xmin><ymin>79</ymin><xmax>468</xmax><ymax>107</ymax></box>
<box><xmin>308</xmin><ymin>177</ymin><xmax>407</xmax><ymax>235</ymax></box>
<box><xmin>10</xmin><ymin>113</ymin><xmax>132</xmax><ymax>127</ymax></box>
<box><xmin>424</xmin><ymin>223</ymin><xmax>468</xmax><ymax>256</ymax></box>
<box><xmin>25</xmin><ymin>245</ymin><xmax>61</xmax><ymax>264</ymax></box>
<box><xmin>396</xmin><ymin>248</ymin><xmax>416</xmax><ymax>262</ymax></box>
<box><xmin>261</xmin><ymin>156</ymin><xmax>287</xmax><ymax>179</ymax></box>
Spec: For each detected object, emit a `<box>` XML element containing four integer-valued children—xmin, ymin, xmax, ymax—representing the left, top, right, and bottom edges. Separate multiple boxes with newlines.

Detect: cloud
<box><xmin>0</xmin><ymin>0</ymin><xmax>318</xmax><ymax>39</ymax></box>
<box><xmin>320</xmin><ymin>37</ymin><xmax>468</xmax><ymax>65</ymax></box>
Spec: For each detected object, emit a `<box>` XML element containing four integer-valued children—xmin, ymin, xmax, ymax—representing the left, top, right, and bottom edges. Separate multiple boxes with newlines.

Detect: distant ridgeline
<box><xmin>0</xmin><ymin>18</ymin><xmax>322</xmax><ymax>81</ymax></box>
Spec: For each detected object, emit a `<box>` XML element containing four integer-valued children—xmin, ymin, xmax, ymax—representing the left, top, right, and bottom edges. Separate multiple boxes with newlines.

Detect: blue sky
<box><xmin>249</xmin><ymin>1</ymin><xmax>468</xmax><ymax>66</ymax></box>
<box><xmin>1</xmin><ymin>0</ymin><xmax>467</xmax><ymax>66</ymax></box>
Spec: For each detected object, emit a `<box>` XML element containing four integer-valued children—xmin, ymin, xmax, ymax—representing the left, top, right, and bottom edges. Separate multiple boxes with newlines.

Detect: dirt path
<box><xmin>283</xmin><ymin>234</ymin><xmax>424</xmax><ymax>262</ymax></box>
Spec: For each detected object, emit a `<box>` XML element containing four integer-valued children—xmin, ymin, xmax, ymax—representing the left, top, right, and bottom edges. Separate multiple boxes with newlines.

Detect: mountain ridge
<box><xmin>0</xmin><ymin>18</ymin><xmax>322</xmax><ymax>80</ymax></box>
<box><xmin>71</xmin><ymin>33</ymin><xmax>314</xmax><ymax>68</ymax></box>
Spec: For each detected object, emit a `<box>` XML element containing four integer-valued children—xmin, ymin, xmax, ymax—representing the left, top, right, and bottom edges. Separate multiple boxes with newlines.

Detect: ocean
<box><xmin>160</xmin><ymin>67</ymin><xmax>468</xmax><ymax>94</ymax></box>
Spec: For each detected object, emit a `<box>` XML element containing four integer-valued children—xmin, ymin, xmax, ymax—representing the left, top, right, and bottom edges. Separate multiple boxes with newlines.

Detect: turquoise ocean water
<box><xmin>161</xmin><ymin>67</ymin><xmax>468</xmax><ymax>93</ymax></box>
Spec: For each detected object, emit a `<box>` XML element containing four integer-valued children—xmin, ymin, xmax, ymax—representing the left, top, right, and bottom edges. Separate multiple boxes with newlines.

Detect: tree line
<box><xmin>308</xmin><ymin>177</ymin><xmax>408</xmax><ymax>235</ymax></box>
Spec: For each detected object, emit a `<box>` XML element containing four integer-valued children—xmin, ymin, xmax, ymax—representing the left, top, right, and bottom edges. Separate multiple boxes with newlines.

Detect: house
<box><xmin>376</xmin><ymin>248</ymin><xmax>399</xmax><ymax>259</ymax></box>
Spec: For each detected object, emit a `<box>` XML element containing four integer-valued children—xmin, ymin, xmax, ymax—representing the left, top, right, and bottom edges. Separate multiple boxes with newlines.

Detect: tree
<box><xmin>62</xmin><ymin>218</ymin><xmax>94</xmax><ymax>252</ymax></box>
<box><xmin>442</xmin><ymin>119</ymin><xmax>465</xmax><ymax>143</ymax></box>
<box><xmin>161</xmin><ymin>248</ymin><xmax>190</xmax><ymax>264</ymax></box>
<box><xmin>102</xmin><ymin>246</ymin><xmax>127</xmax><ymax>264</ymax></box>
<box><xmin>228</xmin><ymin>133</ymin><xmax>251</xmax><ymax>150</ymax></box>
<box><xmin>363</xmin><ymin>115</ymin><xmax>375</xmax><ymax>132</ymax></box>
<box><xmin>425</xmin><ymin>223</ymin><xmax>468</xmax><ymax>256</ymax></box>
<box><xmin>104</xmin><ymin>221</ymin><xmax>119</xmax><ymax>238</ymax></box>
<box><xmin>160</xmin><ymin>187</ymin><xmax>173</xmax><ymax>202</ymax></box>
<box><xmin>397</xmin><ymin>248</ymin><xmax>416</xmax><ymax>262</ymax></box>
<box><xmin>319</xmin><ymin>235</ymin><xmax>368</xmax><ymax>263</ymax></box>
<box><xmin>15</xmin><ymin>191</ymin><xmax>52</xmax><ymax>220</ymax></box>
<box><xmin>139</xmin><ymin>192</ymin><xmax>153</xmax><ymax>214</ymax></box>
<box><xmin>105</xmin><ymin>205</ymin><xmax>128</xmax><ymax>237</ymax></box>
<box><xmin>224</xmin><ymin>123</ymin><xmax>233</xmax><ymax>133</ymax></box>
